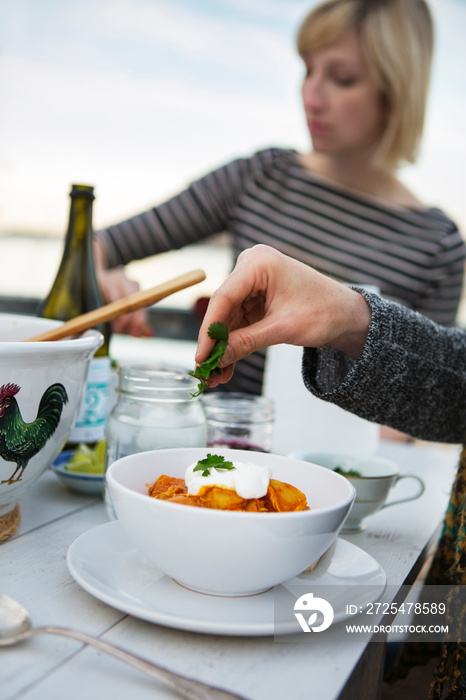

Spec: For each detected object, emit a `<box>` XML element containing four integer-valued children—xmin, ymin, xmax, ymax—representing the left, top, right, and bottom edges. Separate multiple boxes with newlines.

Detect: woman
<box><xmin>195</xmin><ymin>243</ymin><xmax>466</xmax><ymax>699</ymax></box>
<box><xmin>95</xmin><ymin>0</ymin><xmax>465</xmax><ymax>395</ymax></box>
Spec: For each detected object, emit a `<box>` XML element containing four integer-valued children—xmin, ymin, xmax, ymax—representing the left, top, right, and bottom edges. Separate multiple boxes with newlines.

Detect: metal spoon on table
<box><xmin>0</xmin><ymin>593</ymin><xmax>248</xmax><ymax>700</ymax></box>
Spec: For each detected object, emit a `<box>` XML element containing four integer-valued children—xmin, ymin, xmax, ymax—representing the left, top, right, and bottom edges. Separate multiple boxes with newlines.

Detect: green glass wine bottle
<box><xmin>37</xmin><ymin>184</ymin><xmax>111</xmax><ymax>459</ymax></box>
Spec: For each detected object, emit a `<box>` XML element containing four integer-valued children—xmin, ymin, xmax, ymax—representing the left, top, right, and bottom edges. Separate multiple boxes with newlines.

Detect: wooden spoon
<box><xmin>28</xmin><ymin>269</ymin><xmax>206</xmax><ymax>342</ymax></box>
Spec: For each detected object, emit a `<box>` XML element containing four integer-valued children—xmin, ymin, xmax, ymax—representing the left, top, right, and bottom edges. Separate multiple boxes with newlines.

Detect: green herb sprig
<box><xmin>188</xmin><ymin>322</ymin><xmax>229</xmax><ymax>397</ymax></box>
<box><xmin>334</xmin><ymin>466</ymin><xmax>362</xmax><ymax>478</ymax></box>
<box><xmin>193</xmin><ymin>453</ymin><xmax>235</xmax><ymax>477</ymax></box>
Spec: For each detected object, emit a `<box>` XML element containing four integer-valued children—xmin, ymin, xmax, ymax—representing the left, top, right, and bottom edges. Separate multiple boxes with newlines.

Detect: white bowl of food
<box><xmin>106</xmin><ymin>447</ymin><xmax>355</xmax><ymax>597</ymax></box>
<box><xmin>0</xmin><ymin>313</ymin><xmax>102</xmax><ymax>525</ymax></box>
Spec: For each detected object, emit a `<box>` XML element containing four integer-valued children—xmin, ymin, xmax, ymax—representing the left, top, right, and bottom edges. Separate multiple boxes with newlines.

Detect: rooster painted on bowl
<box><xmin>0</xmin><ymin>313</ymin><xmax>102</xmax><ymax>525</ymax></box>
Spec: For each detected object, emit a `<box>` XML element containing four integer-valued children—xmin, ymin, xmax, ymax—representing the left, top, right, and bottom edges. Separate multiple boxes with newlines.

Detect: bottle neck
<box><xmin>63</xmin><ymin>186</ymin><xmax>95</xmax><ymax>261</ymax></box>
<box><xmin>37</xmin><ymin>184</ymin><xmax>111</xmax><ymax>356</ymax></box>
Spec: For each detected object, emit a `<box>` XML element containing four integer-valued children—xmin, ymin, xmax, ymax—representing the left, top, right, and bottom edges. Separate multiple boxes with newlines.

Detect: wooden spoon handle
<box><xmin>28</xmin><ymin>269</ymin><xmax>206</xmax><ymax>342</ymax></box>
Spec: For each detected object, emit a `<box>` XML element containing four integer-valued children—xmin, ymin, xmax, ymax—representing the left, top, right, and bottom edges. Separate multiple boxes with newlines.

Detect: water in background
<box><xmin>1</xmin><ymin>233</ymin><xmax>233</xmax><ymax>310</ymax></box>
<box><xmin>3</xmin><ymin>231</ymin><xmax>466</xmax><ymax>325</ymax></box>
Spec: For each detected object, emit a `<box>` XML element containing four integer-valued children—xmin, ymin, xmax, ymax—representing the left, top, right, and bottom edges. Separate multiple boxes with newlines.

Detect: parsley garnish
<box><xmin>188</xmin><ymin>322</ymin><xmax>229</xmax><ymax>397</ymax></box>
<box><xmin>334</xmin><ymin>466</ymin><xmax>362</xmax><ymax>478</ymax></box>
<box><xmin>193</xmin><ymin>453</ymin><xmax>235</xmax><ymax>477</ymax></box>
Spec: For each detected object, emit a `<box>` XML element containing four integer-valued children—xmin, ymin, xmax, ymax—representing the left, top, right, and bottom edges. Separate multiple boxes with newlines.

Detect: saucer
<box><xmin>67</xmin><ymin>521</ymin><xmax>386</xmax><ymax>637</ymax></box>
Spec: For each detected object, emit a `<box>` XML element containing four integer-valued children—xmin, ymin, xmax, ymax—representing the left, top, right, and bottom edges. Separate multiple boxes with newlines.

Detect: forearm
<box><xmin>94</xmin><ymin>187</ymin><xmax>215</xmax><ymax>269</ymax></box>
<box><xmin>323</xmin><ymin>286</ymin><xmax>371</xmax><ymax>360</ymax></box>
<box><xmin>93</xmin><ymin>158</ymin><xmax>248</xmax><ymax>269</ymax></box>
<box><xmin>303</xmin><ymin>291</ymin><xmax>466</xmax><ymax>443</ymax></box>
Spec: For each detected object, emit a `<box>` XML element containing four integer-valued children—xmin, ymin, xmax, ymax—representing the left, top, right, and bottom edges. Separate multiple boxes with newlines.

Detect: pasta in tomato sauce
<box><xmin>147</xmin><ymin>474</ymin><xmax>309</xmax><ymax>512</ymax></box>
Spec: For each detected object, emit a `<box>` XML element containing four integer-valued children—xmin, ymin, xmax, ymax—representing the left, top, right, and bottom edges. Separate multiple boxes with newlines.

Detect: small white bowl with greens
<box><xmin>51</xmin><ymin>441</ymin><xmax>105</xmax><ymax>496</ymax></box>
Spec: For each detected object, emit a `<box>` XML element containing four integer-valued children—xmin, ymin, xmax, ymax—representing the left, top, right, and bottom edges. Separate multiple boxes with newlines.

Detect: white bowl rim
<box><xmin>106</xmin><ymin>447</ymin><xmax>355</xmax><ymax>520</ymax></box>
<box><xmin>289</xmin><ymin>449</ymin><xmax>400</xmax><ymax>478</ymax></box>
<box><xmin>0</xmin><ymin>313</ymin><xmax>102</xmax><ymax>352</ymax></box>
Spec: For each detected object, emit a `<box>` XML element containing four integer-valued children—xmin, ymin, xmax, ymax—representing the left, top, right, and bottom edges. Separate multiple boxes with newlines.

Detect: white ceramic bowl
<box><xmin>106</xmin><ymin>447</ymin><xmax>355</xmax><ymax>596</ymax></box>
<box><xmin>0</xmin><ymin>313</ymin><xmax>102</xmax><ymax>517</ymax></box>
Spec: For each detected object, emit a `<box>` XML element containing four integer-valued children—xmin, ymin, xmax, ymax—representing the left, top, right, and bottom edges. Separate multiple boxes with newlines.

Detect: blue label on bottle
<box><xmin>70</xmin><ymin>357</ymin><xmax>111</xmax><ymax>442</ymax></box>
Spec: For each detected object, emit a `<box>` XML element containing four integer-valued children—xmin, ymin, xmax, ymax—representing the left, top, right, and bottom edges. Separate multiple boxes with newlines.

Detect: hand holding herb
<box><xmin>189</xmin><ymin>322</ymin><xmax>229</xmax><ymax>397</ymax></box>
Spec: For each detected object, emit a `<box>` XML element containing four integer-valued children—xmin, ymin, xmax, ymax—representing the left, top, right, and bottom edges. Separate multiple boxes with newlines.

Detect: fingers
<box><xmin>219</xmin><ymin>320</ymin><xmax>273</xmax><ymax>366</ymax></box>
<box><xmin>196</xmin><ymin>246</ymin><xmax>273</xmax><ymax>359</ymax></box>
<box><xmin>203</xmin><ymin>362</ymin><xmax>235</xmax><ymax>389</ymax></box>
<box><xmin>194</xmin><ymin>250</ymin><xmax>280</xmax><ymax>382</ymax></box>
<box><xmin>112</xmin><ymin>309</ymin><xmax>153</xmax><ymax>337</ymax></box>
<box><xmin>195</xmin><ymin>289</ymin><xmax>251</xmax><ymax>365</ymax></box>
<box><xmin>96</xmin><ymin>265</ymin><xmax>153</xmax><ymax>338</ymax></box>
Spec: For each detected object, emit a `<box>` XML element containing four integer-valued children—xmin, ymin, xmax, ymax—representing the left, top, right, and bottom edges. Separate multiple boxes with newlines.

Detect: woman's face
<box><xmin>301</xmin><ymin>32</ymin><xmax>387</xmax><ymax>160</ymax></box>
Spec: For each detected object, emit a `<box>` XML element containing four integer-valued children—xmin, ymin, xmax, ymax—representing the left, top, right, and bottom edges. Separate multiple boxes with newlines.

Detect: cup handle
<box><xmin>381</xmin><ymin>474</ymin><xmax>425</xmax><ymax>510</ymax></box>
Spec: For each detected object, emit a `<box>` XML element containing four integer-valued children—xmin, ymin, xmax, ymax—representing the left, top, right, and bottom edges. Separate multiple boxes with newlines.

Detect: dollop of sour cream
<box><xmin>185</xmin><ymin>459</ymin><xmax>272</xmax><ymax>499</ymax></box>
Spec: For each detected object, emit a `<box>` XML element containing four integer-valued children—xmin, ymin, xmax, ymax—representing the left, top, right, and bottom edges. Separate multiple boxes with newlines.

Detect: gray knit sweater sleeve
<box><xmin>302</xmin><ymin>291</ymin><xmax>466</xmax><ymax>443</ymax></box>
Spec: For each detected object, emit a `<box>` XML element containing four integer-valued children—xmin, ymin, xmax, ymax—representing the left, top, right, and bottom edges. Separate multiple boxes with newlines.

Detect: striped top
<box><xmin>96</xmin><ymin>147</ymin><xmax>466</xmax><ymax>394</ymax></box>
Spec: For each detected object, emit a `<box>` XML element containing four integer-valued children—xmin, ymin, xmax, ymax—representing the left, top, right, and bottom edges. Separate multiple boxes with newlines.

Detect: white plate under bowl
<box><xmin>67</xmin><ymin>521</ymin><xmax>386</xmax><ymax>636</ymax></box>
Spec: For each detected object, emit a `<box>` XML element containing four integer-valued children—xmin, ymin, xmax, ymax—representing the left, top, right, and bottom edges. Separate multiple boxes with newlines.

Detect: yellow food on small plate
<box><xmin>65</xmin><ymin>440</ymin><xmax>106</xmax><ymax>474</ymax></box>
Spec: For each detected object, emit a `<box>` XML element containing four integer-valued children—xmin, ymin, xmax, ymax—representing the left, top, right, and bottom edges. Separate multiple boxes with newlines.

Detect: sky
<box><xmin>1</xmin><ymin>0</ymin><xmax>466</xmax><ymax>239</ymax></box>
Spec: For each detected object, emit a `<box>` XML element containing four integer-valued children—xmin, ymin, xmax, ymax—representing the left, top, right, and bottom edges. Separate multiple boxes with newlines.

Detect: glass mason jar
<box><xmin>104</xmin><ymin>365</ymin><xmax>207</xmax><ymax>518</ymax></box>
<box><xmin>201</xmin><ymin>392</ymin><xmax>274</xmax><ymax>453</ymax></box>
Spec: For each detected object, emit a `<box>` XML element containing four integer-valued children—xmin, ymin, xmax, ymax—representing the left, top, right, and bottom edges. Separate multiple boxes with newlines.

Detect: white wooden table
<box><xmin>0</xmin><ymin>438</ymin><xmax>458</xmax><ymax>700</ymax></box>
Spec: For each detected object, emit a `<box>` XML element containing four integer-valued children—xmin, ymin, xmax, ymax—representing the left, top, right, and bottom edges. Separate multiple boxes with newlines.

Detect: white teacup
<box><xmin>290</xmin><ymin>450</ymin><xmax>425</xmax><ymax>533</ymax></box>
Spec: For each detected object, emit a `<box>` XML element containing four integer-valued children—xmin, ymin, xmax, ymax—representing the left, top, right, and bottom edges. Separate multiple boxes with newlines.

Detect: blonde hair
<box><xmin>296</xmin><ymin>0</ymin><xmax>434</xmax><ymax>169</ymax></box>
